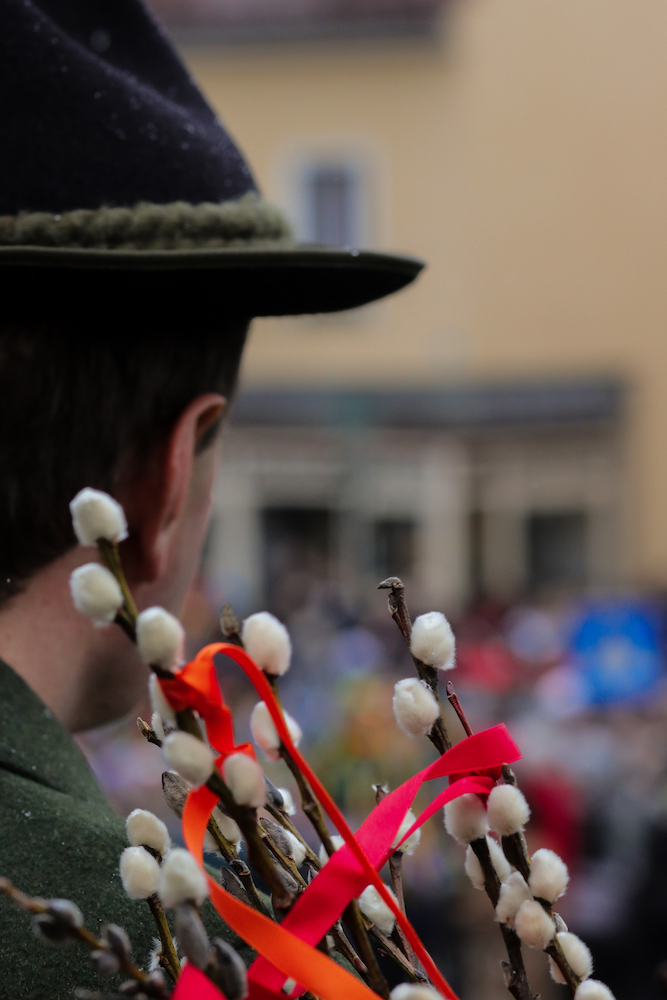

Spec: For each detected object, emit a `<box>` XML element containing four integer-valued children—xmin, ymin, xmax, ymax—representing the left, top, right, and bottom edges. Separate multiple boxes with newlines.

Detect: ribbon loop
<box><xmin>160</xmin><ymin>643</ymin><xmax>521</xmax><ymax>1000</ymax></box>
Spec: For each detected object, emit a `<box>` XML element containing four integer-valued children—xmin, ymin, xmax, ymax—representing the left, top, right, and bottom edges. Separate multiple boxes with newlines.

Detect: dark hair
<box><xmin>0</xmin><ymin>319</ymin><xmax>249</xmax><ymax>602</ymax></box>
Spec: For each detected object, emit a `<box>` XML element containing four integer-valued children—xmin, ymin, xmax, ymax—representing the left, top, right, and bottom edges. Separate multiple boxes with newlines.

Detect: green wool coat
<box><xmin>0</xmin><ymin>659</ymin><xmax>251</xmax><ymax>998</ymax></box>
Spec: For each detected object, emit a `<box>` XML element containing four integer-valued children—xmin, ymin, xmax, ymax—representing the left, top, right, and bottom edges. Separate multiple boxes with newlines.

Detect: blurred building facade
<box><xmin>148</xmin><ymin>0</ymin><xmax>667</xmax><ymax>615</ymax></box>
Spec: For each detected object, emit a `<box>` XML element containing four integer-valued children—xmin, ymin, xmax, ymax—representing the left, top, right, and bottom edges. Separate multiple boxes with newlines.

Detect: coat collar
<box><xmin>0</xmin><ymin>659</ymin><xmax>105</xmax><ymax>803</ymax></box>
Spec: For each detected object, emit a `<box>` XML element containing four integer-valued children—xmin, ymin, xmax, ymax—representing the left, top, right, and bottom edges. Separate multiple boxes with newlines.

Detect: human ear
<box><xmin>117</xmin><ymin>393</ymin><xmax>226</xmax><ymax>585</ymax></box>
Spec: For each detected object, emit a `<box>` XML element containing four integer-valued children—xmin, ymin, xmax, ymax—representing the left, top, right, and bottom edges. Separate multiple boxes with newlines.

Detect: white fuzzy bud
<box><xmin>223</xmin><ymin>752</ymin><xmax>266</xmax><ymax>809</ymax></box>
<box><xmin>392</xmin><ymin>810</ymin><xmax>421</xmax><ymax>856</ymax></box>
<box><xmin>162</xmin><ymin>732</ymin><xmax>215</xmax><ymax>789</ymax></box>
<box><xmin>514</xmin><ymin>899</ymin><xmax>556</xmax><ymax>949</ymax></box>
<box><xmin>495</xmin><ymin>872</ymin><xmax>532</xmax><ymax>925</ymax></box>
<box><xmin>158</xmin><ymin>848</ymin><xmax>209</xmax><ymax>908</ymax></box>
<box><xmin>120</xmin><ymin>846</ymin><xmax>160</xmax><ymax>900</ymax></box>
<box><xmin>487</xmin><ymin>784</ymin><xmax>531</xmax><ymax>837</ymax></box>
<box><xmin>392</xmin><ymin>678</ymin><xmax>440</xmax><ymax>738</ymax></box>
<box><xmin>319</xmin><ymin>835</ymin><xmax>344</xmax><ymax>866</ymax></box>
<box><xmin>203</xmin><ymin>832</ymin><xmax>219</xmax><ymax>854</ymax></box>
<box><xmin>70</xmin><ymin>488</ymin><xmax>128</xmax><ymax>546</ymax></box>
<box><xmin>205</xmin><ymin>807</ymin><xmax>242</xmax><ymax>854</ymax></box>
<box><xmin>277</xmin><ymin>787</ymin><xmax>296</xmax><ymax>815</ymax></box>
<box><xmin>465</xmin><ymin>837</ymin><xmax>512</xmax><ymax>889</ymax></box>
<box><xmin>574</xmin><ymin>981</ymin><xmax>615</xmax><ymax>1000</ymax></box>
<box><xmin>489</xmin><ymin>837</ymin><xmax>513</xmax><ymax>881</ymax></box>
<box><xmin>126</xmin><ymin>809</ymin><xmax>170</xmax><ymax>857</ymax></box>
<box><xmin>391</xmin><ymin>987</ymin><xmax>443</xmax><ymax>1000</ymax></box>
<box><xmin>357</xmin><ymin>884</ymin><xmax>398</xmax><ymax>936</ymax></box>
<box><xmin>216</xmin><ymin>809</ymin><xmax>242</xmax><ymax>848</ymax></box>
<box><xmin>250</xmin><ymin>701</ymin><xmax>302</xmax><ymax>761</ymax></box>
<box><xmin>529</xmin><ymin>848</ymin><xmax>569</xmax><ymax>903</ymax></box>
<box><xmin>550</xmin><ymin>933</ymin><xmax>593</xmax><ymax>983</ymax></box>
<box><xmin>284</xmin><ymin>830</ymin><xmax>307</xmax><ymax>867</ymax></box>
<box><xmin>464</xmin><ymin>844</ymin><xmax>486</xmax><ymax>890</ymax></box>
<box><xmin>137</xmin><ymin>607</ymin><xmax>184</xmax><ymax>670</ymax></box>
<box><xmin>149</xmin><ymin>673</ymin><xmax>176</xmax><ymax>725</ymax></box>
<box><xmin>70</xmin><ymin>563</ymin><xmax>123</xmax><ymax>626</ymax></box>
<box><xmin>410</xmin><ymin>612</ymin><xmax>455</xmax><ymax>670</ymax></box>
<box><xmin>444</xmin><ymin>793</ymin><xmax>489</xmax><ymax>844</ymax></box>
<box><xmin>242</xmin><ymin>611</ymin><xmax>291</xmax><ymax>676</ymax></box>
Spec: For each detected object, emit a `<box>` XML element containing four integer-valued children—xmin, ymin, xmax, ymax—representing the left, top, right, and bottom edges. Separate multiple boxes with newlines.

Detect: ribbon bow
<box><xmin>163</xmin><ymin>643</ymin><xmax>521</xmax><ymax>1000</ymax></box>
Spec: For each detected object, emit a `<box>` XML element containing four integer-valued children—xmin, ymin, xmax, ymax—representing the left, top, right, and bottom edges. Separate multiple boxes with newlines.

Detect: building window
<box><xmin>374</xmin><ymin>518</ymin><xmax>416</xmax><ymax>581</ymax></box>
<box><xmin>301</xmin><ymin>162</ymin><xmax>362</xmax><ymax>247</ymax></box>
<box><xmin>528</xmin><ymin>512</ymin><xmax>587</xmax><ymax>590</ymax></box>
<box><xmin>262</xmin><ymin>507</ymin><xmax>332</xmax><ymax>614</ymax></box>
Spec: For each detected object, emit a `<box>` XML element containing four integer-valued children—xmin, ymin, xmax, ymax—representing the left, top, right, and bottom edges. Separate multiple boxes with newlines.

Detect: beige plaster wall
<box><xmin>180</xmin><ymin>0</ymin><xmax>667</xmax><ymax>585</ymax></box>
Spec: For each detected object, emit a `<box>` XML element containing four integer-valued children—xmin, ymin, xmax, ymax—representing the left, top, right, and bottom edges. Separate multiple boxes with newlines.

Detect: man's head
<box><xmin>0</xmin><ymin>318</ymin><xmax>248</xmax><ymax>601</ymax></box>
<box><xmin>0</xmin><ymin>319</ymin><xmax>248</xmax><ymax>730</ymax></box>
<box><xmin>0</xmin><ymin>0</ymin><xmax>422</xmax><ymax>737</ymax></box>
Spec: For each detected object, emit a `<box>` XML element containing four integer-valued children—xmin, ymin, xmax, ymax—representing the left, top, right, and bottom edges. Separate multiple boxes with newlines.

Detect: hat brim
<box><xmin>0</xmin><ymin>243</ymin><xmax>424</xmax><ymax>319</ymax></box>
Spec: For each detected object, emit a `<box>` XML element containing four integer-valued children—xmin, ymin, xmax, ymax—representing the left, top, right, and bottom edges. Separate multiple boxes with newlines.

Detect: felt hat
<box><xmin>0</xmin><ymin>0</ymin><xmax>424</xmax><ymax>320</ymax></box>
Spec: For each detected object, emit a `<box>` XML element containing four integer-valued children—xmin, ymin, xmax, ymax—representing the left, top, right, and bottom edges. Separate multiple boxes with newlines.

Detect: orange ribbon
<box><xmin>161</xmin><ymin>643</ymin><xmax>520</xmax><ymax>1000</ymax></box>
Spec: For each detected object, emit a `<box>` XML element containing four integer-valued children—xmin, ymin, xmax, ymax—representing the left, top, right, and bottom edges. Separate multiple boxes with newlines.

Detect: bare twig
<box><xmin>219</xmin><ymin>603</ymin><xmax>244</xmax><ymax>647</ymax></box>
<box><xmin>137</xmin><ymin>717</ymin><xmax>163</xmax><ymax>748</ymax></box>
<box><xmin>331</xmin><ymin>923</ymin><xmax>369</xmax><ymax>978</ymax></box>
<box><xmin>468</xmin><ymin>841</ymin><xmax>537</xmax><ymax>1000</ymax></box>
<box><xmin>367</xmin><ymin>922</ymin><xmax>428</xmax><ymax>984</ymax></box>
<box><xmin>378</xmin><ymin>578</ymin><xmax>451</xmax><ymax>754</ymax></box>
<box><xmin>0</xmin><ymin>878</ymin><xmax>163</xmax><ymax>995</ymax></box>
<box><xmin>445</xmin><ymin>681</ymin><xmax>473</xmax><ymax>737</ymax></box>
<box><xmin>147</xmin><ymin>894</ymin><xmax>181</xmax><ymax>981</ymax></box>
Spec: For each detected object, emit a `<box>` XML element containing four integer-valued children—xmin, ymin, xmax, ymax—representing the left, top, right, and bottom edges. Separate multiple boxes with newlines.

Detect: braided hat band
<box><xmin>0</xmin><ymin>195</ymin><xmax>294</xmax><ymax>252</ymax></box>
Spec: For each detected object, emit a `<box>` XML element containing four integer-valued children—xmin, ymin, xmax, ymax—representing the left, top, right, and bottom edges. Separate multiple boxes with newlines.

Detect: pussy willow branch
<box><xmin>222</xmin><ymin>608</ymin><xmax>390</xmax><ymax>1000</ymax></box>
<box><xmin>178</xmin><ymin>703</ymin><xmax>295</xmax><ymax>911</ymax></box>
<box><xmin>377</xmin><ymin>578</ymin><xmax>451</xmax><ymax>753</ymax></box>
<box><xmin>269</xmin><ymin>696</ymin><xmax>391</xmax><ymax>995</ymax></box>
<box><xmin>330</xmin><ymin>922</ymin><xmax>369</xmax><ymax>978</ymax></box>
<box><xmin>207</xmin><ymin>814</ymin><xmax>271</xmax><ymax>918</ymax></box>
<box><xmin>264</xmin><ymin>803</ymin><xmax>321</xmax><ymax>869</ymax></box>
<box><xmin>259</xmin><ymin>826</ymin><xmax>307</xmax><ymax>890</ymax></box>
<box><xmin>374</xmin><ymin>784</ymin><xmax>423</xmax><ymax>973</ymax></box>
<box><xmin>500</xmin><ymin>769</ymin><xmax>581</xmax><ymax>995</ymax></box>
<box><xmin>205</xmin><ymin>769</ymin><xmax>295</xmax><ymax>913</ymax></box>
<box><xmin>261</xmin><ymin>808</ymin><xmax>377</xmax><ymax>984</ymax></box>
<box><xmin>0</xmin><ymin>878</ymin><xmax>153</xmax><ymax>988</ymax></box>
<box><xmin>468</xmin><ymin>837</ymin><xmax>537</xmax><ymax>1000</ymax></box>
<box><xmin>381</xmin><ymin>578</ymin><xmax>538</xmax><ymax>1000</ymax></box>
<box><xmin>150</xmin><ymin>729</ymin><xmax>272</xmax><ymax>919</ymax></box>
<box><xmin>367</xmin><ymin>923</ymin><xmax>427</xmax><ymax>984</ymax></box>
<box><xmin>100</xmin><ymin>551</ymin><xmax>293</xmax><ymax>916</ymax></box>
<box><xmin>97</xmin><ymin>539</ymin><xmax>139</xmax><ymax>641</ymax></box>
<box><xmin>381</xmin><ymin>577</ymin><xmax>581</xmax><ymax>999</ymax></box>
<box><xmin>446</xmin><ymin>681</ymin><xmax>473</xmax><ymax>737</ymax></box>
<box><xmin>147</xmin><ymin>895</ymin><xmax>181</xmax><ymax>982</ymax></box>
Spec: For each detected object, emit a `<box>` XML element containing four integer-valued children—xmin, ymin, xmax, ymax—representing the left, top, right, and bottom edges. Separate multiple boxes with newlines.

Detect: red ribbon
<box><xmin>160</xmin><ymin>643</ymin><xmax>521</xmax><ymax>1000</ymax></box>
<box><xmin>172</xmin><ymin>964</ymin><xmax>227</xmax><ymax>1000</ymax></box>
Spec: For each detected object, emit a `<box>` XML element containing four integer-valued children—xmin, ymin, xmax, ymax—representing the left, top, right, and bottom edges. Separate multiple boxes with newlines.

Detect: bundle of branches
<box><xmin>1</xmin><ymin>488</ymin><xmax>615</xmax><ymax>1000</ymax></box>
